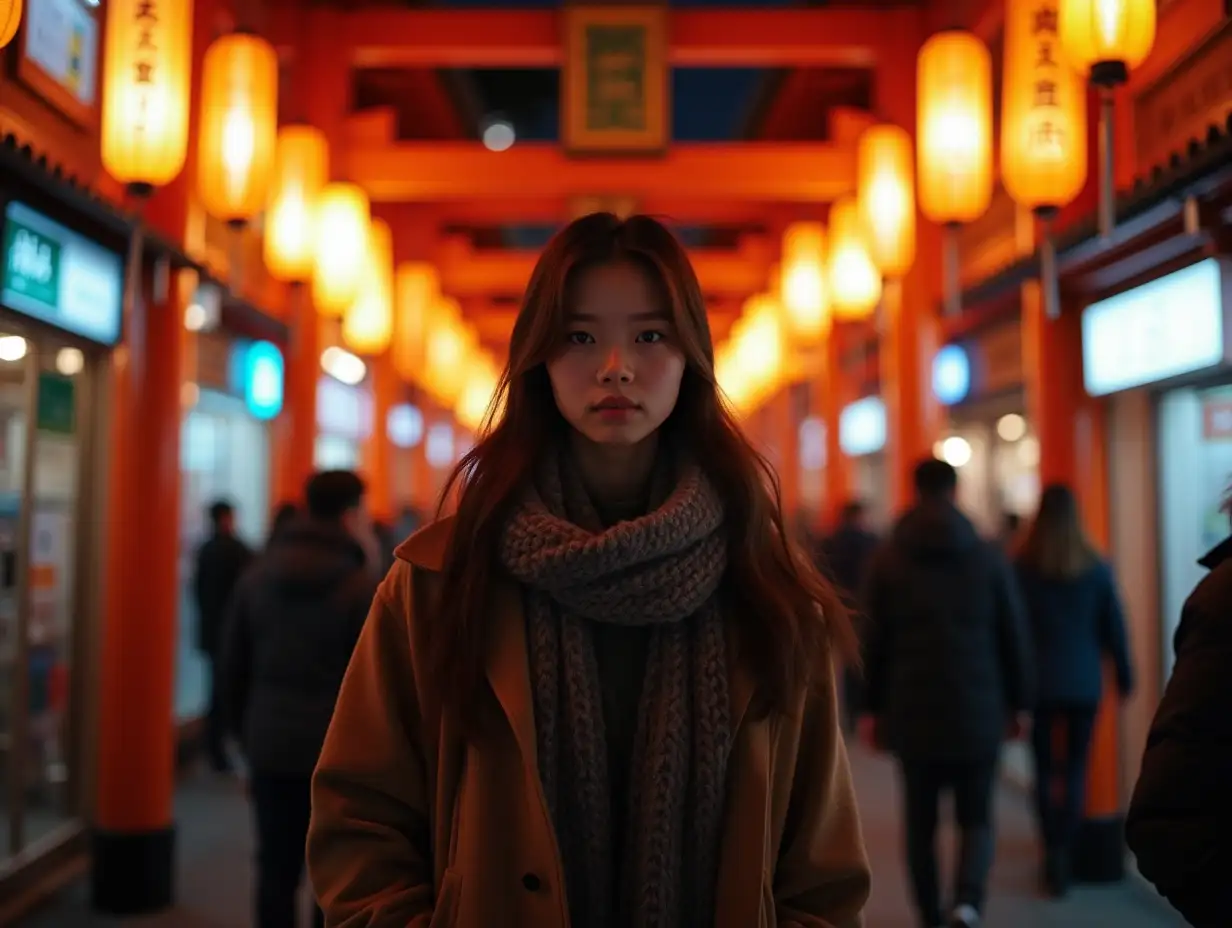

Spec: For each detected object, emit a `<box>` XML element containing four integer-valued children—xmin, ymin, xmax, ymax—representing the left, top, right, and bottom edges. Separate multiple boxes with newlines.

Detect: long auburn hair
<box><xmin>1017</xmin><ymin>483</ymin><xmax>1100</xmax><ymax>580</ymax></box>
<box><xmin>428</xmin><ymin>213</ymin><xmax>857</xmax><ymax>725</ymax></box>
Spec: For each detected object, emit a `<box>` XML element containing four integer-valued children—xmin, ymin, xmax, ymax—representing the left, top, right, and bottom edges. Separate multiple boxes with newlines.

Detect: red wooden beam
<box><xmin>344</xmin><ymin>142</ymin><xmax>856</xmax><ymax>203</ymax></box>
<box><xmin>433</xmin><ymin>198</ymin><xmax>773</xmax><ymax>226</ymax></box>
<box><xmin>267</xmin><ymin>7</ymin><xmax>917</xmax><ymax>69</ymax></box>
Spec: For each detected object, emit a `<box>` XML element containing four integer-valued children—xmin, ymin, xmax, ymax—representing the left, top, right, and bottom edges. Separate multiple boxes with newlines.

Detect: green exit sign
<box><xmin>4</xmin><ymin>220</ymin><xmax>61</xmax><ymax>310</ymax></box>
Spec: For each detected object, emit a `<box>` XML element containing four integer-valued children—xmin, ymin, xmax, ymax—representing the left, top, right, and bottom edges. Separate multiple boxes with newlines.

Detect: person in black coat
<box><xmin>1014</xmin><ymin>484</ymin><xmax>1134</xmax><ymax>896</ymax></box>
<box><xmin>819</xmin><ymin>499</ymin><xmax>880</xmax><ymax>731</ymax></box>
<box><xmin>862</xmin><ymin>458</ymin><xmax>1034</xmax><ymax>928</ymax></box>
<box><xmin>1125</xmin><ymin>528</ymin><xmax>1232</xmax><ymax>927</ymax></box>
<box><xmin>220</xmin><ymin>471</ymin><xmax>380</xmax><ymax>928</ymax></box>
<box><xmin>192</xmin><ymin>499</ymin><xmax>253</xmax><ymax>773</ymax></box>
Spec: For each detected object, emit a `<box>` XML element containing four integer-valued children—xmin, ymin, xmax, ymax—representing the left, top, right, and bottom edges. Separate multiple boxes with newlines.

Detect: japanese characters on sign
<box><xmin>131</xmin><ymin>0</ymin><xmax>160</xmax><ymax>139</ymax></box>
<box><xmin>1026</xmin><ymin>3</ymin><xmax>1066</xmax><ymax>160</ymax></box>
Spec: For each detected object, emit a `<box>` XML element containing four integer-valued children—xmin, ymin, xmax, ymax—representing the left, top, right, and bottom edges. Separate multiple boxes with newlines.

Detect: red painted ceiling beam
<box><xmin>267</xmin><ymin>7</ymin><xmax>917</xmax><ymax>69</ymax></box>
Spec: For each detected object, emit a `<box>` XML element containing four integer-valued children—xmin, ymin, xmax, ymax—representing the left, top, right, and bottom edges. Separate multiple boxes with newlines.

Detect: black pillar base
<box><xmin>90</xmin><ymin>824</ymin><xmax>176</xmax><ymax>915</ymax></box>
<box><xmin>1074</xmin><ymin>815</ymin><xmax>1125</xmax><ymax>884</ymax></box>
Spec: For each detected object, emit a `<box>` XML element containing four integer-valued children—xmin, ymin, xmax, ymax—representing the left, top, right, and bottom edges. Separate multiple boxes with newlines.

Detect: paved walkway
<box><xmin>21</xmin><ymin>745</ymin><xmax>1186</xmax><ymax>927</ymax></box>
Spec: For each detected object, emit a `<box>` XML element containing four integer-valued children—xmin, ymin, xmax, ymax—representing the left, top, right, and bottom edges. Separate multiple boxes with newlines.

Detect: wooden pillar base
<box><xmin>90</xmin><ymin>824</ymin><xmax>176</xmax><ymax>914</ymax></box>
<box><xmin>1074</xmin><ymin>815</ymin><xmax>1126</xmax><ymax>884</ymax></box>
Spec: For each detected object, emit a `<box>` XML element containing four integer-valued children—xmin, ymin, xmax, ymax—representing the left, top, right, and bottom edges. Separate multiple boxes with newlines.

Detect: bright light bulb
<box><xmin>55</xmin><ymin>347</ymin><xmax>84</xmax><ymax>376</ymax></box>
<box><xmin>941</xmin><ymin>435</ymin><xmax>973</xmax><ymax>468</ymax></box>
<box><xmin>0</xmin><ymin>336</ymin><xmax>28</xmax><ymax>362</ymax></box>
<box><xmin>997</xmin><ymin>413</ymin><xmax>1027</xmax><ymax>443</ymax></box>
<box><xmin>482</xmin><ymin>119</ymin><xmax>516</xmax><ymax>152</ymax></box>
<box><xmin>184</xmin><ymin>302</ymin><xmax>207</xmax><ymax>331</ymax></box>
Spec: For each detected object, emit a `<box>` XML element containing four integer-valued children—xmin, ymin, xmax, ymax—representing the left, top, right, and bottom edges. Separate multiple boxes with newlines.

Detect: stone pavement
<box><xmin>21</xmin><ymin>744</ymin><xmax>1187</xmax><ymax>927</ymax></box>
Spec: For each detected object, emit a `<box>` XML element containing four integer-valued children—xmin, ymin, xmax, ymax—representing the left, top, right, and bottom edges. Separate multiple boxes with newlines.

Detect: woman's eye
<box><xmin>636</xmin><ymin>330</ymin><xmax>665</xmax><ymax>344</ymax></box>
<box><xmin>567</xmin><ymin>331</ymin><xmax>593</xmax><ymax>345</ymax></box>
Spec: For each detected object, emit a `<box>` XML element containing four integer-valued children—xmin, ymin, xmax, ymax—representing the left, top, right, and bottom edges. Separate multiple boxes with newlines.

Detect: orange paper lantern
<box><xmin>1059</xmin><ymin>0</ymin><xmax>1155</xmax><ymax>79</ymax></box>
<box><xmin>197</xmin><ymin>31</ymin><xmax>279</xmax><ymax>225</ymax></box>
<box><xmin>101</xmin><ymin>0</ymin><xmax>193</xmax><ymax>191</ymax></box>
<box><xmin>1002</xmin><ymin>0</ymin><xmax>1088</xmax><ymax>213</ymax></box>
<box><xmin>916</xmin><ymin>30</ymin><xmax>994</xmax><ymax>225</ymax></box>
<box><xmin>857</xmin><ymin>124</ymin><xmax>917</xmax><ymax>278</ymax></box>
<box><xmin>265</xmin><ymin>125</ymin><xmax>329</xmax><ymax>282</ymax></box>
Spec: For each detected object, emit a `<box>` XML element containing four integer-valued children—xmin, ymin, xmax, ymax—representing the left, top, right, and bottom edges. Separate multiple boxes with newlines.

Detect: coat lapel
<box><xmin>484</xmin><ymin>579</ymin><xmax>541</xmax><ymax>772</ymax></box>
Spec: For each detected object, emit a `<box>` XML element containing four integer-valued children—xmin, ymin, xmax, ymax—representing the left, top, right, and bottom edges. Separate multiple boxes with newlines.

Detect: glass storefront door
<box><xmin>178</xmin><ymin>389</ymin><xmax>271</xmax><ymax>723</ymax></box>
<box><xmin>0</xmin><ymin>320</ymin><xmax>98</xmax><ymax>866</ymax></box>
<box><xmin>1157</xmin><ymin>383</ymin><xmax>1232</xmax><ymax>678</ymax></box>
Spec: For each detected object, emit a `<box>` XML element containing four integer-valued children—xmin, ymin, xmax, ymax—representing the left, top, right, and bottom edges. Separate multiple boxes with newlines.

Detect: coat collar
<box><xmin>1198</xmin><ymin>534</ymin><xmax>1232</xmax><ymax>571</ymax></box>
<box><xmin>394</xmin><ymin>517</ymin><xmax>758</xmax><ymax>760</ymax></box>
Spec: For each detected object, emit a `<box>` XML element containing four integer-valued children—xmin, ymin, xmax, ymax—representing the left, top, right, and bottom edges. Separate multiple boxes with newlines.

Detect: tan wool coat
<box><xmin>307</xmin><ymin>518</ymin><xmax>871</xmax><ymax>927</ymax></box>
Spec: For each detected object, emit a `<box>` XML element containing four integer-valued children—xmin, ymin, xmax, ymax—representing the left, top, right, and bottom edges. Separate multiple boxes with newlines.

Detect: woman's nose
<box><xmin>598</xmin><ymin>348</ymin><xmax>633</xmax><ymax>383</ymax></box>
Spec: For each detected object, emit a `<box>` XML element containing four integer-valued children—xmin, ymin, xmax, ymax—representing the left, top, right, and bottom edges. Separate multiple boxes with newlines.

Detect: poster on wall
<box><xmin>19</xmin><ymin>0</ymin><xmax>100</xmax><ymax>127</ymax></box>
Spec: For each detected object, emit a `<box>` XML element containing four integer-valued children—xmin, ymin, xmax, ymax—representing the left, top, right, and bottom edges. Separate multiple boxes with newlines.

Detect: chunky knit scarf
<box><xmin>499</xmin><ymin>449</ymin><xmax>732</xmax><ymax>928</ymax></box>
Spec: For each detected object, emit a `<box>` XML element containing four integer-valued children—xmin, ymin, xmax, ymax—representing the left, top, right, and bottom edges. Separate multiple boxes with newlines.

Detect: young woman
<box><xmin>1015</xmin><ymin>484</ymin><xmax>1134</xmax><ymax>897</ymax></box>
<box><xmin>306</xmin><ymin>213</ymin><xmax>871</xmax><ymax>927</ymax></box>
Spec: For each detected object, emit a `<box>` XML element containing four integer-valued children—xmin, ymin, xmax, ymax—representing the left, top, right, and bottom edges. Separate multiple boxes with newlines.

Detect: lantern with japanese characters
<box><xmin>916</xmin><ymin>30</ymin><xmax>993</xmax><ymax>226</ymax></box>
<box><xmin>1</xmin><ymin>0</ymin><xmax>21</xmax><ymax>49</ymax></box>
<box><xmin>198</xmin><ymin>31</ymin><xmax>279</xmax><ymax>226</ymax></box>
<box><xmin>1002</xmin><ymin>0</ymin><xmax>1088</xmax><ymax>214</ymax></box>
<box><xmin>856</xmin><ymin>124</ymin><xmax>917</xmax><ymax>280</ymax></box>
<box><xmin>265</xmin><ymin>125</ymin><xmax>328</xmax><ymax>282</ymax></box>
<box><xmin>101</xmin><ymin>0</ymin><xmax>193</xmax><ymax>192</ymax></box>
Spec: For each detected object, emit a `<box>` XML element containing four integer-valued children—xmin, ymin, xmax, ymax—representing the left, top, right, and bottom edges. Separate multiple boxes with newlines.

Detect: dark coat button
<box><xmin>521</xmin><ymin>872</ymin><xmax>542</xmax><ymax>892</ymax></box>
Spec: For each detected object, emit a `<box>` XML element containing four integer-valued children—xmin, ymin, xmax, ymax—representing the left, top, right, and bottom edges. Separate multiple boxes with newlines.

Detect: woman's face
<box><xmin>546</xmin><ymin>260</ymin><xmax>686</xmax><ymax>448</ymax></box>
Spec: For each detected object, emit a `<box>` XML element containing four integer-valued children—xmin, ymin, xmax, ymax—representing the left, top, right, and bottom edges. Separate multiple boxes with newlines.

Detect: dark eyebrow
<box><xmin>566</xmin><ymin>311</ymin><xmax>670</xmax><ymax>322</ymax></box>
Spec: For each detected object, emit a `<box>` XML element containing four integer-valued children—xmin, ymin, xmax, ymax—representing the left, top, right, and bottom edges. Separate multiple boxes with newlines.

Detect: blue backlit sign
<box><xmin>932</xmin><ymin>344</ymin><xmax>971</xmax><ymax>406</ymax></box>
<box><xmin>240</xmin><ymin>340</ymin><xmax>284</xmax><ymax>420</ymax></box>
<box><xmin>839</xmin><ymin>396</ymin><xmax>886</xmax><ymax>457</ymax></box>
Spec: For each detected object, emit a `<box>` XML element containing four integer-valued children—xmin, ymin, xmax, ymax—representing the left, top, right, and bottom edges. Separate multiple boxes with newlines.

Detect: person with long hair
<box><xmin>1015</xmin><ymin>484</ymin><xmax>1133</xmax><ymax>897</ymax></box>
<box><xmin>306</xmin><ymin>213</ymin><xmax>870</xmax><ymax>927</ymax></box>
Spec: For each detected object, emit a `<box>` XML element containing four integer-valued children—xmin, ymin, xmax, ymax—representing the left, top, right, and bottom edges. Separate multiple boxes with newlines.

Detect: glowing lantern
<box><xmin>828</xmin><ymin>197</ymin><xmax>882</xmax><ymax>322</ymax></box>
<box><xmin>342</xmin><ymin>219</ymin><xmax>394</xmax><ymax>356</ymax></box>
<box><xmin>456</xmin><ymin>356</ymin><xmax>502</xmax><ymax>432</ymax></box>
<box><xmin>312</xmin><ymin>183</ymin><xmax>370</xmax><ymax>316</ymax></box>
<box><xmin>101</xmin><ymin>0</ymin><xmax>193</xmax><ymax>192</ymax></box>
<box><xmin>424</xmin><ymin>300</ymin><xmax>474</xmax><ymax>406</ymax></box>
<box><xmin>1059</xmin><ymin>0</ymin><xmax>1155</xmax><ymax>79</ymax></box>
<box><xmin>393</xmin><ymin>263</ymin><xmax>440</xmax><ymax>382</ymax></box>
<box><xmin>198</xmin><ymin>31</ymin><xmax>278</xmax><ymax>225</ymax></box>
<box><xmin>1002</xmin><ymin>0</ymin><xmax>1088</xmax><ymax>214</ymax></box>
<box><xmin>265</xmin><ymin>125</ymin><xmax>328</xmax><ymax>282</ymax></box>
<box><xmin>916</xmin><ymin>30</ymin><xmax>993</xmax><ymax>225</ymax></box>
<box><xmin>733</xmin><ymin>294</ymin><xmax>785</xmax><ymax>404</ymax></box>
<box><xmin>780</xmin><ymin>223</ymin><xmax>830</xmax><ymax>342</ymax></box>
<box><xmin>857</xmin><ymin>124</ymin><xmax>917</xmax><ymax>279</ymax></box>
<box><xmin>1</xmin><ymin>0</ymin><xmax>21</xmax><ymax>49</ymax></box>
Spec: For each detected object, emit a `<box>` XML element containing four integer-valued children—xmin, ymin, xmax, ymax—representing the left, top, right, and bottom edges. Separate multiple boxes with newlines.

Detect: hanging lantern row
<box><xmin>98</xmin><ymin>1</ymin><xmax>377</xmax><ymax>331</ymax></box>
<box><xmin>895</xmin><ymin>0</ymin><xmax>1156</xmax><ymax>319</ymax></box>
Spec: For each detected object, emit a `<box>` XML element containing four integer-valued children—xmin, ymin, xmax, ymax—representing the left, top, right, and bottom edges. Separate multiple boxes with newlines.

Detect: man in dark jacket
<box><xmin>221</xmin><ymin>471</ymin><xmax>379</xmax><ymax>928</ymax></box>
<box><xmin>193</xmin><ymin>499</ymin><xmax>253</xmax><ymax>773</ymax></box>
<box><xmin>1126</xmin><ymin>532</ymin><xmax>1232</xmax><ymax>927</ymax></box>
<box><xmin>819</xmin><ymin>499</ymin><xmax>880</xmax><ymax>731</ymax></box>
<box><xmin>862</xmin><ymin>458</ymin><xmax>1034</xmax><ymax>928</ymax></box>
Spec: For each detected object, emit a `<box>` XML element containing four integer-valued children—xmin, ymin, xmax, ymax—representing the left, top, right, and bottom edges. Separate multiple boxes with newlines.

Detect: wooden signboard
<box><xmin>561</xmin><ymin>5</ymin><xmax>669</xmax><ymax>156</ymax></box>
<box><xmin>17</xmin><ymin>0</ymin><xmax>101</xmax><ymax>129</ymax></box>
<box><xmin>1134</xmin><ymin>20</ymin><xmax>1232</xmax><ymax>176</ymax></box>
